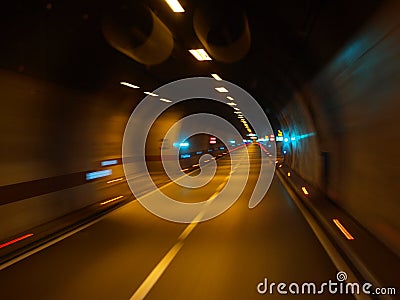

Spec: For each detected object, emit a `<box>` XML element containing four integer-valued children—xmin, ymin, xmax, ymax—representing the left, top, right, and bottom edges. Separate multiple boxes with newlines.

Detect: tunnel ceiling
<box><xmin>0</xmin><ymin>0</ymin><xmax>381</xmax><ymax>116</ymax></box>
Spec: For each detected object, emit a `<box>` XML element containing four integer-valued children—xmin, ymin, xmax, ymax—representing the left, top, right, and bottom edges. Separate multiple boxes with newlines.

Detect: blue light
<box><xmin>196</xmin><ymin>151</ymin><xmax>203</xmax><ymax>155</ymax></box>
<box><xmin>229</xmin><ymin>140</ymin><xmax>236</xmax><ymax>144</ymax></box>
<box><xmin>208</xmin><ymin>149</ymin><xmax>213</xmax><ymax>152</ymax></box>
<box><xmin>276</xmin><ymin>136</ymin><xmax>284</xmax><ymax>142</ymax></box>
<box><xmin>298</xmin><ymin>132</ymin><xmax>316</xmax><ymax>140</ymax></box>
<box><xmin>86</xmin><ymin>169</ymin><xmax>112</xmax><ymax>181</ymax></box>
<box><xmin>101</xmin><ymin>159</ymin><xmax>118</xmax><ymax>167</ymax></box>
<box><xmin>179</xmin><ymin>142</ymin><xmax>189</xmax><ymax>147</ymax></box>
<box><xmin>284</xmin><ymin>138</ymin><xmax>289</xmax><ymax>143</ymax></box>
<box><xmin>220</xmin><ymin>147</ymin><xmax>225</xmax><ymax>150</ymax></box>
<box><xmin>291</xmin><ymin>137</ymin><xmax>296</xmax><ymax>141</ymax></box>
<box><xmin>283</xmin><ymin>150</ymin><xmax>287</xmax><ymax>154</ymax></box>
<box><xmin>180</xmin><ymin>154</ymin><xmax>191</xmax><ymax>159</ymax></box>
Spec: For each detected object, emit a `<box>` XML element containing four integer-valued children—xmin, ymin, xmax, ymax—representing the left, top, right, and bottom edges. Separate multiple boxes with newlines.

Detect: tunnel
<box><xmin>0</xmin><ymin>0</ymin><xmax>399</xmax><ymax>299</ymax></box>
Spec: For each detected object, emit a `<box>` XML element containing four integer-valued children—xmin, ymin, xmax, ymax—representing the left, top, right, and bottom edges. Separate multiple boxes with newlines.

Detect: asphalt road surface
<box><xmin>0</xmin><ymin>145</ymin><xmax>353</xmax><ymax>299</ymax></box>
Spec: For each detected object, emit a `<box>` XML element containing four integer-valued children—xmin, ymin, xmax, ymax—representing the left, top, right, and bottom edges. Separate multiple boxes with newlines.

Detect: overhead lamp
<box><xmin>120</xmin><ymin>82</ymin><xmax>140</xmax><ymax>89</ymax></box>
<box><xmin>189</xmin><ymin>49</ymin><xmax>212</xmax><ymax>61</ymax></box>
<box><xmin>215</xmin><ymin>87</ymin><xmax>229</xmax><ymax>93</ymax></box>
<box><xmin>234</xmin><ymin>107</ymin><xmax>240</xmax><ymax>110</ymax></box>
<box><xmin>144</xmin><ymin>92</ymin><xmax>159</xmax><ymax>97</ymax></box>
<box><xmin>227</xmin><ymin>102</ymin><xmax>236</xmax><ymax>106</ymax></box>
<box><xmin>211</xmin><ymin>74</ymin><xmax>222</xmax><ymax>81</ymax></box>
<box><xmin>227</xmin><ymin>96</ymin><xmax>234</xmax><ymax>100</ymax></box>
<box><xmin>165</xmin><ymin>0</ymin><xmax>185</xmax><ymax>13</ymax></box>
<box><xmin>234</xmin><ymin>111</ymin><xmax>242</xmax><ymax>114</ymax></box>
<box><xmin>160</xmin><ymin>98</ymin><xmax>172</xmax><ymax>103</ymax></box>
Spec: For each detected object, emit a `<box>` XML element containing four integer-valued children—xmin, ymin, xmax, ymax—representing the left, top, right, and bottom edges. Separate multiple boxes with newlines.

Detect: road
<box><xmin>0</xmin><ymin>145</ymin><xmax>353</xmax><ymax>299</ymax></box>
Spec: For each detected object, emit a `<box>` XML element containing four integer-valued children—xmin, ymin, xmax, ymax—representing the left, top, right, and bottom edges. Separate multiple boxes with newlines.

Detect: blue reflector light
<box><xmin>101</xmin><ymin>159</ymin><xmax>118</xmax><ymax>167</ymax></box>
<box><xmin>180</xmin><ymin>154</ymin><xmax>191</xmax><ymax>159</ymax></box>
<box><xmin>86</xmin><ymin>169</ymin><xmax>112</xmax><ymax>181</ymax></box>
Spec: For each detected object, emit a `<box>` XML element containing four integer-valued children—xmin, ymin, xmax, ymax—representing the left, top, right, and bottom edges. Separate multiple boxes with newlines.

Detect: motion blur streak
<box><xmin>106</xmin><ymin>178</ymin><xmax>124</xmax><ymax>184</ymax></box>
<box><xmin>333</xmin><ymin>219</ymin><xmax>355</xmax><ymax>240</ymax></box>
<box><xmin>0</xmin><ymin>0</ymin><xmax>399</xmax><ymax>299</ymax></box>
<box><xmin>100</xmin><ymin>196</ymin><xmax>124</xmax><ymax>206</ymax></box>
<box><xmin>0</xmin><ymin>234</ymin><xmax>33</xmax><ymax>249</ymax></box>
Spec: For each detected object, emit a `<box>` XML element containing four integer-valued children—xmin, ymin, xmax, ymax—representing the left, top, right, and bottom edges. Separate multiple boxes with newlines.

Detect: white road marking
<box><xmin>129</xmin><ymin>187</ymin><xmax>224</xmax><ymax>300</ymax></box>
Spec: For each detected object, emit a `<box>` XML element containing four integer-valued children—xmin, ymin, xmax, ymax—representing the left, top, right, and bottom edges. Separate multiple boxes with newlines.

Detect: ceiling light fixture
<box><xmin>215</xmin><ymin>87</ymin><xmax>229</xmax><ymax>93</ymax></box>
<box><xmin>227</xmin><ymin>96</ymin><xmax>234</xmax><ymax>100</ymax></box>
<box><xmin>189</xmin><ymin>49</ymin><xmax>212</xmax><ymax>61</ymax></box>
<box><xmin>211</xmin><ymin>74</ymin><xmax>222</xmax><ymax>81</ymax></box>
<box><xmin>160</xmin><ymin>98</ymin><xmax>172</xmax><ymax>103</ymax></box>
<box><xmin>165</xmin><ymin>0</ymin><xmax>185</xmax><ymax>13</ymax></box>
<box><xmin>144</xmin><ymin>92</ymin><xmax>159</xmax><ymax>97</ymax></box>
<box><xmin>120</xmin><ymin>82</ymin><xmax>140</xmax><ymax>89</ymax></box>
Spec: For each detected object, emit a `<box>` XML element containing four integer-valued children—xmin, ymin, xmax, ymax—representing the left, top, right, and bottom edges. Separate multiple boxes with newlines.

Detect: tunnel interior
<box><xmin>0</xmin><ymin>0</ymin><xmax>399</xmax><ymax>298</ymax></box>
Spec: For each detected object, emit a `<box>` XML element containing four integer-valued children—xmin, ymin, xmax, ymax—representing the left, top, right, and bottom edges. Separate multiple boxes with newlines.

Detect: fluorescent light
<box><xmin>227</xmin><ymin>102</ymin><xmax>236</xmax><ymax>106</ymax></box>
<box><xmin>165</xmin><ymin>0</ymin><xmax>185</xmax><ymax>12</ymax></box>
<box><xmin>120</xmin><ymin>82</ymin><xmax>140</xmax><ymax>89</ymax></box>
<box><xmin>160</xmin><ymin>98</ymin><xmax>172</xmax><ymax>103</ymax></box>
<box><xmin>211</xmin><ymin>74</ymin><xmax>222</xmax><ymax>81</ymax></box>
<box><xmin>234</xmin><ymin>107</ymin><xmax>240</xmax><ymax>110</ymax></box>
<box><xmin>144</xmin><ymin>92</ymin><xmax>159</xmax><ymax>97</ymax></box>
<box><xmin>234</xmin><ymin>111</ymin><xmax>242</xmax><ymax>114</ymax></box>
<box><xmin>227</xmin><ymin>96</ymin><xmax>234</xmax><ymax>100</ymax></box>
<box><xmin>215</xmin><ymin>87</ymin><xmax>229</xmax><ymax>93</ymax></box>
<box><xmin>189</xmin><ymin>49</ymin><xmax>212</xmax><ymax>61</ymax></box>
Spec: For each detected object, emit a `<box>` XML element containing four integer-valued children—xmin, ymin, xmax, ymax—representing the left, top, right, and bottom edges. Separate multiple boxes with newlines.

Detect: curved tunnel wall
<box><xmin>0</xmin><ymin>71</ymin><xmax>228</xmax><ymax>241</ymax></box>
<box><xmin>279</xmin><ymin>1</ymin><xmax>400</xmax><ymax>256</ymax></box>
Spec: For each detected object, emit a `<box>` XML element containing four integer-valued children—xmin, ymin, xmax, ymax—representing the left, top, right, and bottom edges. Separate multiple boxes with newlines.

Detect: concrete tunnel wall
<box><xmin>278</xmin><ymin>1</ymin><xmax>400</xmax><ymax>256</ymax></box>
<box><xmin>0</xmin><ymin>70</ymin><xmax>135</xmax><ymax>239</ymax></box>
<box><xmin>0</xmin><ymin>70</ymin><xmax>221</xmax><ymax>241</ymax></box>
